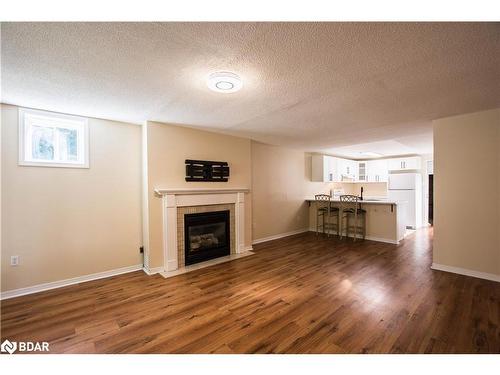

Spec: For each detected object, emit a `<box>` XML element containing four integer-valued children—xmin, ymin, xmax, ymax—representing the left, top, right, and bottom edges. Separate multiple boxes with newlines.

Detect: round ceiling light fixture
<box><xmin>207</xmin><ymin>71</ymin><xmax>242</xmax><ymax>93</ymax></box>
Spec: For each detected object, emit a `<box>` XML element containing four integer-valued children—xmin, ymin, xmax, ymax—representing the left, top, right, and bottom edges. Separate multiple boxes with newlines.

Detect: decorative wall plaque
<box><xmin>185</xmin><ymin>159</ymin><xmax>229</xmax><ymax>182</ymax></box>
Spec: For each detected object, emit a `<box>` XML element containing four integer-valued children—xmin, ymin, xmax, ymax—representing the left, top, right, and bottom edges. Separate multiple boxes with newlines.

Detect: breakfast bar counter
<box><xmin>306</xmin><ymin>197</ymin><xmax>402</xmax><ymax>206</ymax></box>
<box><xmin>307</xmin><ymin>197</ymin><xmax>407</xmax><ymax>244</ymax></box>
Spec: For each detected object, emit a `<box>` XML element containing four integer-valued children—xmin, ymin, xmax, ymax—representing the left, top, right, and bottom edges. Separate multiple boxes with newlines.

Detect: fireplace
<box><xmin>184</xmin><ymin>210</ymin><xmax>230</xmax><ymax>266</ymax></box>
<box><xmin>155</xmin><ymin>188</ymin><xmax>247</xmax><ymax>273</ymax></box>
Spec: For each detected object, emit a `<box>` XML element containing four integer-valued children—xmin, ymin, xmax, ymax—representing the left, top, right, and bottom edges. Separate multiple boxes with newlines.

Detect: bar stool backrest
<box><xmin>340</xmin><ymin>194</ymin><xmax>358</xmax><ymax>212</ymax></box>
<box><xmin>315</xmin><ymin>194</ymin><xmax>331</xmax><ymax>212</ymax></box>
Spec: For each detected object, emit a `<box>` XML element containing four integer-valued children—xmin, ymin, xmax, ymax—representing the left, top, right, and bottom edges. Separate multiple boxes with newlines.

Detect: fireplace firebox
<box><xmin>184</xmin><ymin>210</ymin><xmax>230</xmax><ymax>266</ymax></box>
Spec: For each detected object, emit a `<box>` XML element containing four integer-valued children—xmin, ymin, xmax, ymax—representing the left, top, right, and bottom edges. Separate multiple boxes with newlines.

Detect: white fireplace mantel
<box><xmin>155</xmin><ymin>187</ymin><xmax>250</xmax><ymax>196</ymax></box>
<box><xmin>156</xmin><ymin>187</ymin><xmax>249</xmax><ymax>272</ymax></box>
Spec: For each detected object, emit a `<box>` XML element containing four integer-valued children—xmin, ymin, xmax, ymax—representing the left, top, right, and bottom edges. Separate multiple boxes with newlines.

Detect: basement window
<box><xmin>18</xmin><ymin>108</ymin><xmax>89</xmax><ymax>168</ymax></box>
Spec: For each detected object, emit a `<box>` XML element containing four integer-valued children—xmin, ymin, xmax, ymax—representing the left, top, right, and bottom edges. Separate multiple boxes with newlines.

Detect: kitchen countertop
<box><xmin>306</xmin><ymin>197</ymin><xmax>404</xmax><ymax>205</ymax></box>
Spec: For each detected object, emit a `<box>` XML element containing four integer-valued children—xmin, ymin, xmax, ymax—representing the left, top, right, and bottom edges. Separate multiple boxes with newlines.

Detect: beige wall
<box><xmin>251</xmin><ymin>142</ymin><xmax>307</xmax><ymax>240</ymax></box>
<box><xmin>433</xmin><ymin>108</ymin><xmax>500</xmax><ymax>276</ymax></box>
<box><xmin>349</xmin><ymin>182</ymin><xmax>388</xmax><ymax>197</ymax></box>
<box><xmin>146</xmin><ymin>122</ymin><xmax>252</xmax><ymax>268</ymax></box>
<box><xmin>251</xmin><ymin>142</ymin><xmax>336</xmax><ymax>240</ymax></box>
<box><xmin>251</xmin><ymin>142</ymin><xmax>391</xmax><ymax>241</ymax></box>
<box><xmin>1</xmin><ymin>104</ymin><xmax>143</xmax><ymax>292</ymax></box>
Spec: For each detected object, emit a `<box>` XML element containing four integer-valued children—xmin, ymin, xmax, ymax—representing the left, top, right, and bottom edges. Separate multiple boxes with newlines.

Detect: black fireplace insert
<box><xmin>184</xmin><ymin>210</ymin><xmax>230</xmax><ymax>266</ymax></box>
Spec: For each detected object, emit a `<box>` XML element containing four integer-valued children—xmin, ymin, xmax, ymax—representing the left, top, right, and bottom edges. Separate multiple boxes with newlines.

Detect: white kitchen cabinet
<box><xmin>326</xmin><ymin>156</ymin><xmax>338</xmax><ymax>182</ymax></box>
<box><xmin>387</xmin><ymin>158</ymin><xmax>401</xmax><ymax>171</ymax></box>
<box><xmin>336</xmin><ymin>158</ymin><xmax>358</xmax><ymax>181</ymax></box>
<box><xmin>358</xmin><ymin>161</ymin><xmax>367</xmax><ymax>182</ymax></box>
<box><xmin>336</xmin><ymin>158</ymin><xmax>345</xmax><ymax>179</ymax></box>
<box><xmin>366</xmin><ymin>159</ymin><xmax>388</xmax><ymax>182</ymax></box>
<box><xmin>387</xmin><ymin>156</ymin><xmax>421</xmax><ymax>171</ymax></box>
<box><xmin>348</xmin><ymin>159</ymin><xmax>359</xmax><ymax>181</ymax></box>
<box><xmin>311</xmin><ymin>154</ymin><xmax>338</xmax><ymax>182</ymax></box>
<box><xmin>313</xmin><ymin>154</ymin><xmax>421</xmax><ymax>182</ymax></box>
<box><xmin>404</xmin><ymin>156</ymin><xmax>421</xmax><ymax>170</ymax></box>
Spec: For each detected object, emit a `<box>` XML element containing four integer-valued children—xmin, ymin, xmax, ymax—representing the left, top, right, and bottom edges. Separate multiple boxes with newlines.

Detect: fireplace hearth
<box><xmin>184</xmin><ymin>210</ymin><xmax>230</xmax><ymax>265</ymax></box>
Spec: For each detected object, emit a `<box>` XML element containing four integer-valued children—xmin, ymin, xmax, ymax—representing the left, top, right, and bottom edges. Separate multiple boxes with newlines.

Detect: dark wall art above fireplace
<box><xmin>184</xmin><ymin>210</ymin><xmax>230</xmax><ymax>266</ymax></box>
<box><xmin>185</xmin><ymin>159</ymin><xmax>230</xmax><ymax>182</ymax></box>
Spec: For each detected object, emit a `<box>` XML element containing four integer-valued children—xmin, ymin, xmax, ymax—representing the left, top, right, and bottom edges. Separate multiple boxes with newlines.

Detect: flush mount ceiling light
<box><xmin>207</xmin><ymin>71</ymin><xmax>242</xmax><ymax>93</ymax></box>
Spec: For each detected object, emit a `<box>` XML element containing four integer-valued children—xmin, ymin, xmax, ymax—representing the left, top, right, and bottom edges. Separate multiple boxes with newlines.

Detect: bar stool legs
<box><xmin>348</xmin><ymin>212</ymin><xmax>366</xmax><ymax>241</ymax></box>
<box><xmin>328</xmin><ymin>209</ymin><xmax>340</xmax><ymax>237</ymax></box>
<box><xmin>314</xmin><ymin>194</ymin><xmax>340</xmax><ymax>238</ymax></box>
<box><xmin>339</xmin><ymin>195</ymin><xmax>367</xmax><ymax>241</ymax></box>
<box><xmin>340</xmin><ymin>211</ymin><xmax>347</xmax><ymax>240</ymax></box>
<box><xmin>323</xmin><ymin>211</ymin><xmax>328</xmax><ymax>236</ymax></box>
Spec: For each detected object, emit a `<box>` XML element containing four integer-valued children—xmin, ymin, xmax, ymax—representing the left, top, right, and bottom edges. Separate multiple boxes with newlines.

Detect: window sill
<box><xmin>18</xmin><ymin>160</ymin><xmax>90</xmax><ymax>169</ymax></box>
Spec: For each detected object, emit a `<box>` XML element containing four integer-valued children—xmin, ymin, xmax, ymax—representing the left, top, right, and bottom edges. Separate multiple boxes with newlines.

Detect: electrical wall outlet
<box><xmin>11</xmin><ymin>255</ymin><xmax>19</xmax><ymax>266</ymax></box>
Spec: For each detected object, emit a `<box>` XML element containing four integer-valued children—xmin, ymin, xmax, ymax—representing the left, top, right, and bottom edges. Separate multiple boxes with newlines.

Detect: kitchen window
<box><xmin>18</xmin><ymin>108</ymin><xmax>89</xmax><ymax>168</ymax></box>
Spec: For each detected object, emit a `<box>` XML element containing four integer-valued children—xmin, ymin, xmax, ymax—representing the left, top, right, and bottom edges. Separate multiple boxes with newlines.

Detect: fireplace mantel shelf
<box><xmin>154</xmin><ymin>188</ymin><xmax>250</xmax><ymax>196</ymax></box>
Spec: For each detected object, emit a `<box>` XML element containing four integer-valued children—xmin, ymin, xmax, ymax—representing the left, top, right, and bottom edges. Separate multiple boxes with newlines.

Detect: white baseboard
<box><xmin>364</xmin><ymin>236</ymin><xmax>399</xmax><ymax>245</ymax></box>
<box><xmin>142</xmin><ymin>266</ymin><xmax>164</xmax><ymax>275</ymax></box>
<box><xmin>431</xmin><ymin>263</ymin><xmax>500</xmax><ymax>283</ymax></box>
<box><xmin>1</xmin><ymin>264</ymin><xmax>143</xmax><ymax>300</ymax></box>
<box><xmin>244</xmin><ymin>245</ymin><xmax>254</xmax><ymax>252</ymax></box>
<box><xmin>308</xmin><ymin>226</ymin><xmax>399</xmax><ymax>245</ymax></box>
<box><xmin>252</xmin><ymin>228</ymin><xmax>309</xmax><ymax>245</ymax></box>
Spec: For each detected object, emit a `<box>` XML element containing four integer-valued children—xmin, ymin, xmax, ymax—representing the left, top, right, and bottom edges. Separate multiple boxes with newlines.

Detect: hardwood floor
<box><xmin>1</xmin><ymin>228</ymin><xmax>499</xmax><ymax>353</ymax></box>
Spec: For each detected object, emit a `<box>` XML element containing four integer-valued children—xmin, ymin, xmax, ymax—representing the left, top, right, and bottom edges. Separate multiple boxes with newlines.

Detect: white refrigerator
<box><xmin>388</xmin><ymin>173</ymin><xmax>422</xmax><ymax>229</ymax></box>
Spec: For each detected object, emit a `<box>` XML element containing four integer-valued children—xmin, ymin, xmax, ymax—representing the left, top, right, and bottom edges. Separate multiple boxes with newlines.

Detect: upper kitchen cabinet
<box><xmin>358</xmin><ymin>161</ymin><xmax>367</xmax><ymax>182</ymax></box>
<box><xmin>311</xmin><ymin>154</ymin><xmax>338</xmax><ymax>182</ymax></box>
<box><xmin>313</xmin><ymin>154</ymin><xmax>423</xmax><ymax>182</ymax></box>
<box><xmin>366</xmin><ymin>159</ymin><xmax>388</xmax><ymax>182</ymax></box>
<box><xmin>347</xmin><ymin>159</ymin><xmax>359</xmax><ymax>181</ymax></box>
<box><xmin>387</xmin><ymin>156</ymin><xmax>421</xmax><ymax>171</ymax></box>
<box><xmin>337</xmin><ymin>158</ymin><xmax>358</xmax><ymax>181</ymax></box>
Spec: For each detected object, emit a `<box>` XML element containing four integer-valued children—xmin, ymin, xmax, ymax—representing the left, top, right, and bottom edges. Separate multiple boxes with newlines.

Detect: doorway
<box><xmin>428</xmin><ymin>174</ymin><xmax>434</xmax><ymax>225</ymax></box>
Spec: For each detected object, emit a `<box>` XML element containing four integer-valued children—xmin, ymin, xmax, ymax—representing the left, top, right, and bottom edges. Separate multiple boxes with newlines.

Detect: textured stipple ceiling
<box><xmin>1</xmin><ymin>22</ymin><xmax>499</xmax><ymax>155</ymax></box>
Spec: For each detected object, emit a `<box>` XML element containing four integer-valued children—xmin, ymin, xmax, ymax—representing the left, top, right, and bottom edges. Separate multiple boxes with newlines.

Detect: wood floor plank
<box><xmin>1</xmin><ymin>227</ymin><xmax>499</xmax><ymax>353</ymax></box>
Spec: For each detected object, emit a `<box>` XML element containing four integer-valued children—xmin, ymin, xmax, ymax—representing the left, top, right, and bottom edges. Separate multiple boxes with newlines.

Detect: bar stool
<box><xmin>339</xmin><ymin>195</ymin><xmax>366</xmax><ymax>241</ymax></box>
<box><xmin>315</xmin><ymin>194</ymin><xmax>340</xmax><ymax>237</ymax></box>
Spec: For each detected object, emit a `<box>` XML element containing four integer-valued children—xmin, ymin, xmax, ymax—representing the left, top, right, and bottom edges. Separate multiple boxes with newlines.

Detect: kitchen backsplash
<box><xmin>338</xmin><ymin>182</ymin><xmax>388</xmax><ymax>197</ymax></box>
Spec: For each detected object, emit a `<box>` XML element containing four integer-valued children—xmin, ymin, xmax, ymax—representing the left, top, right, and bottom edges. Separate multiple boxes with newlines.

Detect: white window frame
<box><xmin>18</xmin><ymin>108</ymin><xmax>89</xmax><ymax>168</ymax></box>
